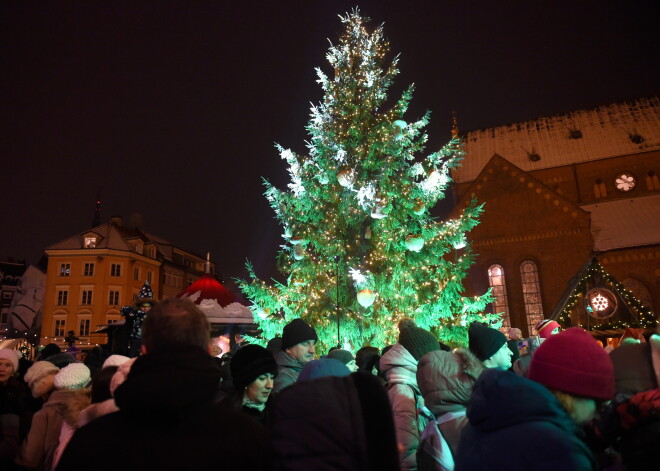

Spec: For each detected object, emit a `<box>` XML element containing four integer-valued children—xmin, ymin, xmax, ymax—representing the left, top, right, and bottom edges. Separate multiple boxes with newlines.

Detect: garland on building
<box><xmin>239</xmin><ymin>10</ymin><xmax>496</xmax><ymax>350</ymax></box>
<box><xmin>556</xmin><ymin>259</ymin><xmax>657</xmax><ymax>331</ymax></box>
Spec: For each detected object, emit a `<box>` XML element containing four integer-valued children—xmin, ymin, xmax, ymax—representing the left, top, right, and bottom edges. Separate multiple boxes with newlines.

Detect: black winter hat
<box><xmin>398</xmin><ymin>318</ymin><xmax>440</xmax><ymax>361</ymax></box>
<box><xmin>327</xmin><ymin>349</ymin><xmax>355</xmax><ymax>365</ymax></box>
<box><xmin>468</xmin><ymin>322</ymin><xmax>507</xmax><ymax>362</ymax></box>
<box><xmin>230</xmin><ymin>344</ymin><xmax>278</xmax><ymax>390</ymax></box>
<box><xmin>281</xmin><ymin>318</ymin><xmax>318</xmax><ymax>351</ymax></box>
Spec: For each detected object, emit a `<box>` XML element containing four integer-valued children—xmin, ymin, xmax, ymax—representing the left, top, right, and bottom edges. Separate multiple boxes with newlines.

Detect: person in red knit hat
<box><xmin>456</xmin><ymin>327</ymin><xmax>614</xmax><ymax>471</ymax></box>
<box><xmin>535</xmin><ymin>318</ymin><xmax>561</xmax><ymax>339</ymax></box>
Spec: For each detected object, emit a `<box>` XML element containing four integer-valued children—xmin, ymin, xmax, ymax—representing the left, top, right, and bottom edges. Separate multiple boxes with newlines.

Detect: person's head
<box><xmin>398</xmin><ymin>318</ymin><xmax>440</xmax><ymax>362</ymax></box>
<box><xmin>298</xmin><ymin>358</ymin><xmax>350</xmax><ymax>382</ymax></box>
<box><xmin>0</xmin><ymin>349</ymin><xmax>18</xmax><ymax>385</ymax></box>
<box><xmin>281</xmin><ymin>318</ymin><xmax>318</xmax><ymax>364</ymax></box>
<box><xmin>535</xmin><ymin>319</ymin><xmax>561</xmax><ymax>339</ymax></box>
<box><xmin>469</xmin><ymin>322</ymin><xmax>512</xmax><ymax>369</ymax></box>
<box><xmin>230</xmin><ymin>344</ymin><xmax>278</xmax><ymax>405</ymax></box>
<box><xmin>141</xmin><ymin>298</ymin><xmax>210</xmax><ymax>354</ymax></box>
<box><xmin>355</xmin><ymin>346</ymin><xmax>380</xmax><ymax>375</ymax></box>
<box><xmin>24</xmin><ymin>361</ymin><xmax>60</xmax><ymax>398</ymax></box>
<box><xmin>327</xmin><ymin>349</ymin><xmax>358</xmax><ymax>372</ymax></box>
<box><xmin>528</xmin><ymin>327</ymin><xmax>614</xmax><ymax>425</ymax></box>
<box><xmin>508</xmin><ymin>327</ymin><xmax>523</xmax><ymax>341</ymax></box>
<box><xmin>91</xmin><ymin>365</ymin><xmax>119</xmax><ymax>403</ymax></box>
<box><xmin>54</xmin><ymin>363</ymin><xmax>92</xmax><ymax>390</ymax></box>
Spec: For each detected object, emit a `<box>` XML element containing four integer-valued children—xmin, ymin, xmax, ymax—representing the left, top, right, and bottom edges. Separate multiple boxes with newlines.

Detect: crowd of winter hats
<box><xmin>230</xmin><ymin>344</ymin><xmax>278</xmax><ymax>390</ymax></box>
<box><xmin>281</xmin><ymin>318</ymin><xmax>318</xmax><ymax>351</ymax></box>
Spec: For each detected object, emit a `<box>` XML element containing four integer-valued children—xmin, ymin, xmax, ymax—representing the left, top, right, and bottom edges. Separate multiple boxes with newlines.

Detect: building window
<box><xmin>79</xmin><ymin>318</ymin><xmax>91</xmax><ymax>336</ymax></box>
<box><xmin>520</xmin><ymin>260</ymin><xmax>544</xmax><ymax>335</ymax></box>
<box><xmin>647</xmin><ymin>171</ymin><xmax>660</xmax><ymax>191</ymax></box>
<box><xmin>594</xmin><ymin>179</ymin><xmax>607</xmax><ymax>199</ymax></box>
<box><xmin>81</xmin><ymin>289</ymin><xmax>93</xmax><ymax>305</ymax></box>
<box><xmin>59</xmin><ymin>263</ymin><xmax>71</xmax><ymax>277</ymax></box>
<box><xmin>83</xmin><ymin>262</ymin><xmax>95</xmax><ymax>277</ymax></box>
<box><xmin>147</xmin><ymin>271</ymin><xmax>152</xmax><ymax>283</ymax></box>
<box><xmin>488</xmin><ymin>264</ymin><xmax>511</xmax><ymax>330</ymax></box>
<box><xmin>54</xmin><ymin>319</ymin><xmax>66</xmax><ymax>337</ymax></box>
<box><xmin>108</xmin><ymin>290</ymin><xmax>120</xmax><ymax>306</ymax></box>
<box><xmin>57</xmin><ymin>290</ymin><xmax>69</xmax><ymax>306</ymax></box>
<box><xmin>84</xmin><ymin>237</ymin><xmax>97</xmax><ymax>248</ymax></box>
<box><xmin>135</xmin><ymin>243</ymin><xmax>143</xmax><ymax>254</ymax></box>
<box><xmin>134</xmin><ymin>267</ymin><xmax>141</xmax><ymax>281</ymax></box>
<box><xmin>148</xmin><ymin>247</ymin><xmax>156</xmax><ymax>258</ymax></box>
<box><xmin>110</xmin><ymin>264</ymin><xmax>122</xmax><ymax>277</ymax></box>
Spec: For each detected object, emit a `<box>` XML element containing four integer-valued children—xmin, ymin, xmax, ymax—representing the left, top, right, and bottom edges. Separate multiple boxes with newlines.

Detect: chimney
<box><xmin>111</xmin><ymin>215</ymin><xmax>122</xmax><ymax>226</ymax></box>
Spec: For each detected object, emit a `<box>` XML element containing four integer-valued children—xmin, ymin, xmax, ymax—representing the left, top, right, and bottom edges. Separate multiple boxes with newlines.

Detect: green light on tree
<box><xmin>240</xmin><ymin>10</ymin><xmax>497</xmax><ymax>351</ymax></box>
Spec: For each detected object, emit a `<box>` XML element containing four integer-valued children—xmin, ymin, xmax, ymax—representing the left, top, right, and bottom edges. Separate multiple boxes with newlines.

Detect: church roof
<box><xmin>454</xmin><ymin>97</ymin><xmax>660</xmax><ymax>183</ymax></box>
<box><xmin>580</xmin><ymin>194</ymin><xmax>660</xmax><ymax>251</ymax></box>
<box><xmin>176</xmin><ymin>273</ymin><xmax>253</xmax><ymax>324</ymax></box>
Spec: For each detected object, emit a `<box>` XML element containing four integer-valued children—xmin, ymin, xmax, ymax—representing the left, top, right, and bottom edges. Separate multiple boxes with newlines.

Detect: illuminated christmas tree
<box><xmin>240</xmin><ymin>11</ymin><xmax>496</xmax><ymax>350</ymax></box>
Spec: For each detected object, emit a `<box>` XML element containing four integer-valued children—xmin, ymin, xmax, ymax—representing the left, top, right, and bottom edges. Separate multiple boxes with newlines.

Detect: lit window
<box><xmin>488</xmin><ymin>264</ymin><xmax>511</xmax><ymax>330</ymax></box>
<box><xmin>520</xmin><ymin>261</ymin><xmax>544</xmax><ymax>335</ymax></box>
<box><xmin>83</xmin><ymin>263</ymin><xmax>95</xmax><ymax>277</ymax></box>
<box><xmin>59</xmin><ymin>263</ymin><xmax>71</xmax><ymax>277</ymax></box>
<box><xmin>594</xmin><ymin>179</ymin><xmax>607</xmax><ymax>199</ymax></box>
<box><xmin>84</xmin><ymin>237</ymin><xmax>97</xmax><ymax>248</ymax></box>
<box><xmin>110</xmin><ymin>264</ymin><xmax>122</xmax><ymax>277</ymax></box>
<box><xmin>54</xmin><ymin>319</ymin><xmax>66</xmax><ymax>337</ymax></box>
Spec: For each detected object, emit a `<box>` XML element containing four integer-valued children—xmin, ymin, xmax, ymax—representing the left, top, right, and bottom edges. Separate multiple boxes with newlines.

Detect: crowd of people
<box><xmin>1</xmin><ymin>297</ymin><xmax>658</xmax><ymax>470</ymax></box>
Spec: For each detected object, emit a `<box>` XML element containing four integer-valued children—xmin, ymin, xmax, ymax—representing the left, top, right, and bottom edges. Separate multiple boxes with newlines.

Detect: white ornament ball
<box><xmin>290</xmin><ymin>236</ymin><xmax>306</xmax><ymax>245</ymax></box>
<box><xmin>357</xmin><ymin>289</ymin><xmax>376</xmax><ymax>308</ymax></box>
<box><xmin>413</xmin><ymin>201</ymin><xmax>426</xmax><ymax>215</ymax></box>
<box><xmin>293</xmin><ymin>244</ymin><xmax>305</xmax><ymax>260</ymax></box>
<box><xmin>405</xmin><ymin>235</ymin><xmax>425</xmax><ymax>252</ymax></box>
<box><xmin>337</xmin><ymin>168</ymin><xmax>355</xmax><ymax>188</ymax></box>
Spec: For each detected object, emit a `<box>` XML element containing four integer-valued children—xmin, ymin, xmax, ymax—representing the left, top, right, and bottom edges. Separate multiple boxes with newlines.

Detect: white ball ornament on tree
<box><xmin>413</xmin><ymin>200</ymin><xmax>426</xmax><ymax>215</ymax></box>
<box><xmin>290</xmin><ymin>236</ymin><xmax>306</xmax><ymax>245</ymax></box>
<box><xmin>405</xmin><ymin>235</ymin><xmax>425</xmax><ymax>252</ymax></box>
<box><xmin>393</xmin><ymin>120</ymin><xmax>407</xmax><ymax>140</ymax></box>
<box><xmin>337</xmin><ymin>167</ymin><xmax>356</xmax><ymax>187</ymax></box>
<box><xmin>357</xmin><ymin>289</ymin><xmax>376</xmax><ymax>308</ymax></box>
<box><xmin>293</xmin><ymin>244</ymin><xmax>305</xmax><ymax>260</ymax></box>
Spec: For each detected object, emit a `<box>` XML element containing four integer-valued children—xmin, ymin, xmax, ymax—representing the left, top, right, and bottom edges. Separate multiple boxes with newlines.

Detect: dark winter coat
<box><xmin>55</xmin><ymin>345</ymin><xmax>267</xmax><ymax>471</ymax></box>
<box><xmin>268</xmin><ymin>373</ymin><xmax>400</xmax><ymax>471</ymax></box>
<box><xmin>455</xmin><ymin>368</ymin><xmax>595</xmax><ymax>471</ymax></box>
<box><xmin>273</xmin><ymin>349</ymin><xmax>305</xmax><ymax>394</ymax></box>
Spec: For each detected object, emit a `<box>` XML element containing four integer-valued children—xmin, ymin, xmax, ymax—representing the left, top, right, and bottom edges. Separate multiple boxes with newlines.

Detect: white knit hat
<box><xmin>102</xmin><ymin>354</ymin><xmax>131</xmax><ymax>369</ymax></box>
<box><xmin>0</xmin><ymin>349</ymin><xmax>19</xmax><ymax>373</ymax></box>
<box><xmin>54</xmin><ymin>363</ymin><xmax>91</xmax><ymax>390</ymax></box>
<box><xmin>24</xmin><ymin>361</ymin><xmax>59</xmax><ymax>387</ymax></box>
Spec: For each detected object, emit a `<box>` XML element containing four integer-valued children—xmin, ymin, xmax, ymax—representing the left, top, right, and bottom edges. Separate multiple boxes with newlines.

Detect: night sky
<box><xmin>2</xmin><ymin>1</ymin><xmax>658</xmax><ymax>289</ymax></box>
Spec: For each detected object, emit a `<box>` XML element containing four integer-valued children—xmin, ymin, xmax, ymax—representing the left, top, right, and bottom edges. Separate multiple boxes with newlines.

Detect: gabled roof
<box><xmin>580</xmin><ymin>195</ymin><xmax>660</xmax><ymax>251</ymax></box>
<box><xmin>454</xmin><ymin>97</ymin><xmax>660</xmax><ymax>183</ymax></box>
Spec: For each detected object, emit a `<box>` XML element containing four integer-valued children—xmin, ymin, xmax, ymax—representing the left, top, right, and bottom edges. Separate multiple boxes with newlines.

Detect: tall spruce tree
<box><xmin>240</xmin><ymin>11</ymin><xmax>497</xmax><ymax>350</ymax></box>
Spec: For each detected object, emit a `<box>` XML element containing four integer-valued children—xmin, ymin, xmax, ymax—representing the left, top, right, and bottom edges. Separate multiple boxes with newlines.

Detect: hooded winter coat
<box><xmin>380</xmin><ymin>342</ymin><xmax>422</xmax><ymax>471</ymax></box>
<box><xmin>416</xmin><ymin>349</ymin><xmax>482</xmax><ymax>464</ymax></box>
<box><xmin>15</xmin><ymin>388</ymin><xmax>87</xmax><ymax>471</ymax></box>
<box><xmin>55</xmin><ymin>345</ymin><xmax>267</xmax><ymax>471</ymax></box>
<box><xmin>273</xmin><ymin>349</ymin><xmax>305</xmax><ymax>394</ymax></box>
<box><xmin>455</xmin><ymin>368</ymin><xmax>595</xmax><ymax>471</ymax></box>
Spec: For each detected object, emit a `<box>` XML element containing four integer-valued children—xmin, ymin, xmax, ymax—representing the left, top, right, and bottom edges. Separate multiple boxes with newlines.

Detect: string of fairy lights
<box><xmin>556</xmin><ymin>259</ymin><xmax>657</xmax><ymax>331</ymax></box>
<box><xmin>239</xmin><ymin>11</ymin><xmax>498</xmax><ymax>351</ymax></box>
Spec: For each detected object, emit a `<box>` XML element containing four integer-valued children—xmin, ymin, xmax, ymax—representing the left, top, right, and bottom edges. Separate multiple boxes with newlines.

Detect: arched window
<box><xmin>520</xmin><ymin>260</ymin><xmax>544</xmax><ymax>335</ymax></box>
<box><xmin>488</xmin><ymin>264</ymin><xmax>510</xmax><ymax>330</ymax></box>
<box><xmin>646</xmin><ymin>171</ymin><xmax>660</xmax><ymax>191</ymax></box>
<box><xmin>594</xmin><ymin>179</ymin><xmax>607</xmax><ymax>198</ymax></box>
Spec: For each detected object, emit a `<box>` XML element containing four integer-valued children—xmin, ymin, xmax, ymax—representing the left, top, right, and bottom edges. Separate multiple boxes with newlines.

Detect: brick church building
<box><xmin>452</xmin><ymin>97</ymin><xmax>660</xmax><ymax>337</ymax></box>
